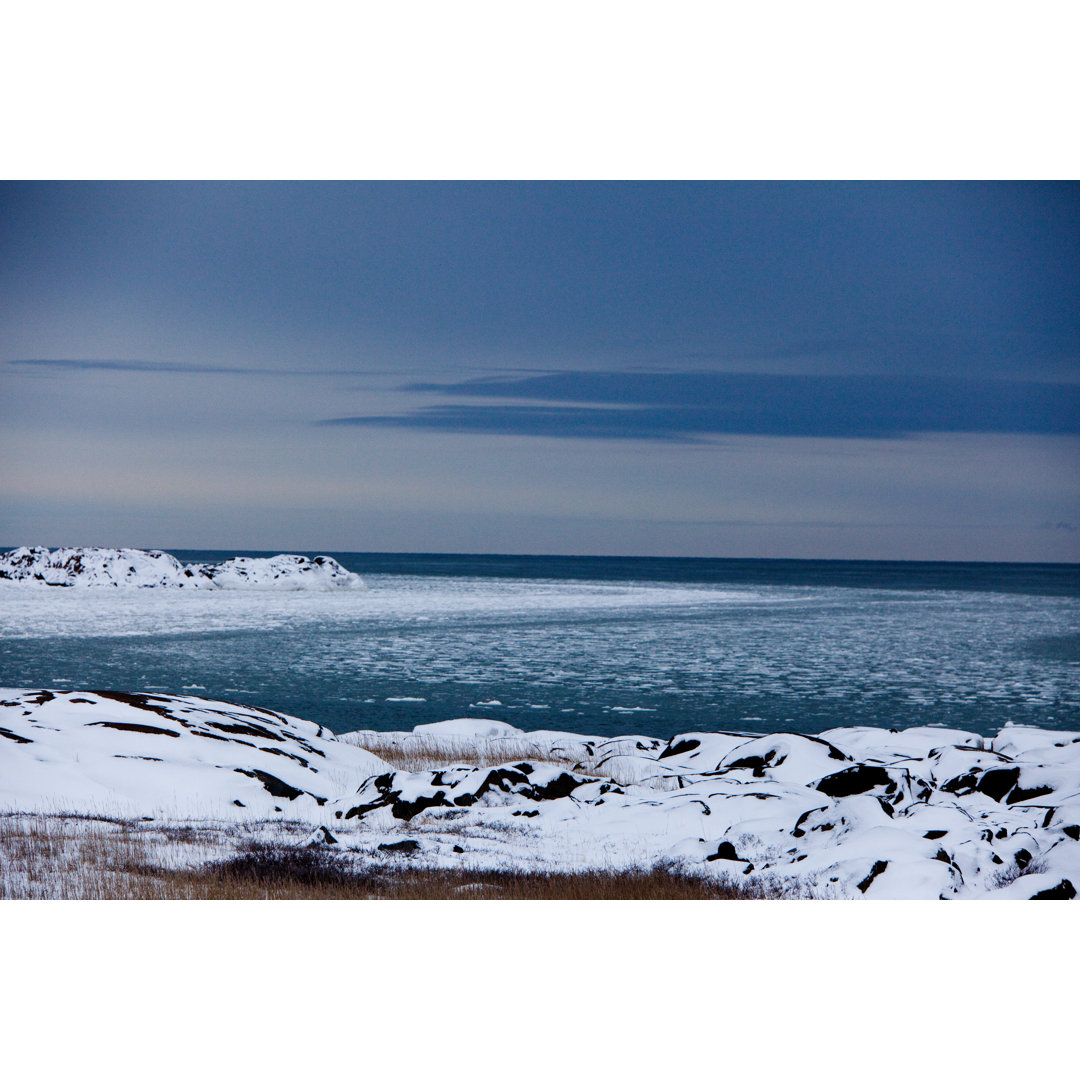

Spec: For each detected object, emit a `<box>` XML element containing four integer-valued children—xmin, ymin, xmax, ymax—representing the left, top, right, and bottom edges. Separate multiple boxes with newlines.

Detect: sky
<box><xmin>2</xmin><ymin>180</ymin><xmax>1078</xmax><ymax>561</ymax></box>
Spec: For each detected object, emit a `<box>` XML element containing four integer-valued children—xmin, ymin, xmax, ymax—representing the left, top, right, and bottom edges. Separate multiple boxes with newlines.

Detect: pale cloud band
<box><xmin>322</xmin><ymin>371</ymin><xmax>1080</xmax><ymax>441</ymax></box>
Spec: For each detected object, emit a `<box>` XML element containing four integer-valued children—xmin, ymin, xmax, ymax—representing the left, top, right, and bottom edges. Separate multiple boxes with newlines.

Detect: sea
<box><xmin>2</xmin><ymin>552</ymin><xmax>1078</xmax><ymax>741</ymax></box>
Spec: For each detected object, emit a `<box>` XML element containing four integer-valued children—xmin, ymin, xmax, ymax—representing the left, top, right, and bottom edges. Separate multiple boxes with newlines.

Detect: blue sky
<box><xmin>2</xmin><ymin>181</ymin><xmax>1078</xmax><ymax>559</ymax></box>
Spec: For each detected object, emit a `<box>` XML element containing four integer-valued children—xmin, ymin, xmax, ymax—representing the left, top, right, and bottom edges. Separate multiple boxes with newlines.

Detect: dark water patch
<box><xmin>169</xmin><ymin>552</ymin><xmax>1080</xmax><ymax>597</ymax></box>
<box><xmin>1019</xmin><ymin>632</ymin><xmax>1080</xmax><ymax>662</ymax></box>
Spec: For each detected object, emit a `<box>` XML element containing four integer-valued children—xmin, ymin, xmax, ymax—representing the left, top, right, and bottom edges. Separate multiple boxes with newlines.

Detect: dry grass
<box><xmin>0</xmin><ymin>813</ymin><xmax>778</xmax><ymax>900</ymax></box>
<box><xmin>341</xmin><ymin>731</ymin><xmax>591</xmax><ymax>773</ymax></box>
<box><xmin>168</xmin><ymin>844</ymin><xmax>776</xmax><ymax>899</ymax></box>
<box><xmin>0</xmin><ymin>812</ymin><xmax>162</xmax><ymax>899</ymax></box>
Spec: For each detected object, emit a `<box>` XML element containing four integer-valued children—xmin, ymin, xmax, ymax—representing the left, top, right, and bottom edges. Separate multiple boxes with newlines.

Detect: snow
<box><xmin>0</xmin><ymin>689</ymin><xmax>385</xmax><ymax>819</ymax></box>
<box><xmin>2</xmin><ymin>688</ymin><xmax>1078</xmax><ymax>898</ymax></box>
<box><xmin>412</xmin><ymin>718</ymin><xmax>526</xmax><ymax>738</ymax></box>
<box><xmin>0</xmin><ymin>547</ymin><xmax>364</xmax><ymax>590</ymax></box>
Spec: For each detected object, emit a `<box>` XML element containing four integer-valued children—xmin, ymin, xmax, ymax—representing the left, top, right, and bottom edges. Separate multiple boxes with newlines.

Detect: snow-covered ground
<box><xmin>0</xmin><ymin>546</ymin><xmax>364</xmax><ymax>589</ymax></box>
<box><xmin>2</xmin><ymin>688</ymin><xmax>1077</xmax><ymax>898</ymax></box>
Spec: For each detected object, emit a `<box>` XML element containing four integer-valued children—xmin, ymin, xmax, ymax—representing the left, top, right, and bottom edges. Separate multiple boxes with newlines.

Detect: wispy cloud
<box><xmin>321</xmin><ymin>371</ymin><xmax>1080</xmax><ymax>440</ymax></box>
<box><xmin>8</xmin><ymin>359</ymin><xmax>356</xmax><ymax>377</ymax></box>
<box><xmin>10</xmin><ymin>358</ymin><xmax>262</xmax><ymax>375</ymax></box>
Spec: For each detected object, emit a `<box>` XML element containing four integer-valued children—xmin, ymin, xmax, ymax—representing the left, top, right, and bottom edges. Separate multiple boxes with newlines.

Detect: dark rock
<box><xmin>659</xmin><ymin>738</ymin><xmax>701</xmax><ymax>760</ymax></box>
<box><xmin>342</xmin><ymin>796</ymin><xmax>391</xmax><ymax>820</ymax></box>
<box><xmin>87</xmin><ymin>720</ymin><xmax>180</xmax><ymax>738</ymax></box>
<box><xmin>857</xmin><ymin>860</ymin><xmax>889</xmax><ymax>893</ymax></box>
<box><xmin>706</xmin><ymin>841</ymin><xmax>741</xmax><ymax>862</ymax></box>
<box><xmin>815</xmin><ymin>765</ymin><xmax>892</xmax><ymax>797</ymax></box>
<box><xmin>90</xmin><ymin>690</ymin><xmax>180</xmax><ymax>721</ymax></box>
<box><xmin>526</xmin><ymin>772</ymin><xmax>586</xmax><ymax>801</ymax></box>
<box><xmin>1064</xmin><ymin>825</ymin><xmax>1080</xmax><ymax>841</ymax></box>
<box><xmin>976</xmin><ymin>767</ymin><xmax>1020</xmax><ymax>802</ymax></box>
<box><xmin>1006</xmin><ymin>783</ymin><xmax>1055</xmax><ymax>805</ymax></box>
<box><xmin>235</xmin><ymin>768</ymin><xmax>306</xmax><ymax>801</ymax></box>
<box><xmin>1014</xmin><ymin>848</ymin><xmax>1033</xmax><ymax>870</ymax></box>
<box><xmin>378</xmin><ymin>839</ymin><xmax>420</xmax><ymax>855</ymax></box>
<box><xmin>189</xmin><ymin>730</ymin><xmax>234</xmax><ymax>743</ymax></box>
<box><xmin>392</xmin><ymin>791</ymin><xmax>450</xmax><ymax>820</ymax></box>
<box><xmin>724</xmin><ymin>755</ymin><xmax>768</xmax><ymax>777</ymax></box>
<box><xmin>924</xmin><ymin>830</ymin><xmax>948</xmax><ymax>840</ymax></box>
<box><xmin>0</xmin><ymin>726</ymin><xmax>33</xmax><ymax>744</ymax></box>
<box><xmin>791</xmin><ymin>807</ymin><xmax>821</xmax><ymax>838</ymax></box>
<box><xmin>816</xmin><ymin>736</ymin><xmax>850</xmax><ymax>761</ymax></box>
<box><xmin>1030</xmin><ymin>879</ymin><xmax>1076</xmax><ymax>900</ymax></box>
<box><xmin>473</xmin><ymin>767</ymin><xmax>532</xmax><ymax>798</ymax></box>
<box><xmin>206</xmin><ymin>719</ymin><xmax>284</xmax><ymax>741</ymax></box>
<box><xmin>941</xmin><ymin>771</ymin><xmax>980</xmax><ymax>796</ymax></box>
<box><xmin>256</xmin><ymin>745</ymin><xmax>313</xmax><ymax>767</ymax></box>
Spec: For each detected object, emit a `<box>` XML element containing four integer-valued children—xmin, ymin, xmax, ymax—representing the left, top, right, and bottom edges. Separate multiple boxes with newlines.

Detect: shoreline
<box><xmin>3</xmin><ymin>688</ymin><xmax>1077</xmax><ymax>900</ymax></box>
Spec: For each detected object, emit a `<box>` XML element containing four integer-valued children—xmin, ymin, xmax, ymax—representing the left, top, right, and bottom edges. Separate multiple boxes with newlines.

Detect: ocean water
<box><xmin>2</xmin><ymin>553</ymin><xmax>1078</xmax><ymax>740</ymax></box>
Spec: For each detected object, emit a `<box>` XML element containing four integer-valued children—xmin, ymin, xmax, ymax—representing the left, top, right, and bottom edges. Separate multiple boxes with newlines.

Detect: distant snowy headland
<box><xmin>0</xmin><ymin>546</ymin><xmax>364</xmax><ymax>590</ymax></box>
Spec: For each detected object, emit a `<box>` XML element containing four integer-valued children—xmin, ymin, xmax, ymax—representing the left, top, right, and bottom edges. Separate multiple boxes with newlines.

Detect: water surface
<box><xmin>2</xmin><ymin>553</ymin><xmax>1077</xmax><ymax>739</ymax></box>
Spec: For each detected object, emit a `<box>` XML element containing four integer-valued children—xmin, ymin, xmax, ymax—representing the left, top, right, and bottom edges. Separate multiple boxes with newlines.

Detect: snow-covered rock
<box><xmin>411</xmin><ymin>718</ymin><xmax>526</xmax><ymax>739</ymax></box>
<box><xmin>0</xmin><ymin>689</ymin><xmax>385</xmax><ymax>818</ymax></box>
<box><xmin>3</xmin><ymin>689</ymin><xmax>1078</xmax><ymax>898</ymax></box>
<box><xmin>0</xmin><ymin>547</ymin><xmax>364</xmax><ymax>589</ymax></box>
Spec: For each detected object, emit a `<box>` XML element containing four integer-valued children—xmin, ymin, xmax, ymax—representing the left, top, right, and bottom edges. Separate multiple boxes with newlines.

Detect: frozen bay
<box><xmin>2</xmin><ymin>553</ymin><xmax>1077</xmax><ymax>739</ymax></box>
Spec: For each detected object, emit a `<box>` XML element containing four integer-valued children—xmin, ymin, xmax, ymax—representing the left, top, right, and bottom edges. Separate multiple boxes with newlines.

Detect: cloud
<box><xmin>321</xmin><ymin>404</ymin><xmax>698</xmax><ymax>441</ymax></box>
<box><xmin>7</xmin><ymin>358</ymin><xmax>354</xmax><ymax>377</ymax></box>
<box><xmin>321</xmin><ymin>371</ymin><xmax>1080</xmax><ymax>441</ymax></box>
<box><xmin>9</xmin><ymin>358</ymin><xmax>260</xmax><ymax>374</ymax></box>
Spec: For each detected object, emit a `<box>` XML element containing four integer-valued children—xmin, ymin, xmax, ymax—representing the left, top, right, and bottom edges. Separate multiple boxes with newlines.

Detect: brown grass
<box><xmin>0</xmin><ymin>812</ymin><xmax>161</xmax><ymax>900</ymax></box>
<box><xmin>0</xmin><ymin>813</ymin><xmax>778</xmax><ymax>900</ymax></box>
<box><xmin>167</xmin><ymin>844</ymin><xmax>776</xmax><ymax>899</ymax></box>
<box><xmin>341</xmin><ymin>732</ymin><xmax>591</xmax><ymax>773</ymax></box>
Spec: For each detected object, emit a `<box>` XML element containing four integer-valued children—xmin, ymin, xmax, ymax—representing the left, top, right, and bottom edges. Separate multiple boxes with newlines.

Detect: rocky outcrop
<box><xmin>0</xmin><ymin>689</ymin><xmax>385</xmax><ymax>817</ymax></box>
<box><xmin>0</xmin><ymin>547</ymin><xmax>364</xmax><ymax>589</ymax></box>
<box><xmin>2</xmin><ymin>693</ymin><xmax>1078</xmax><ymax>899</ymax></box>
